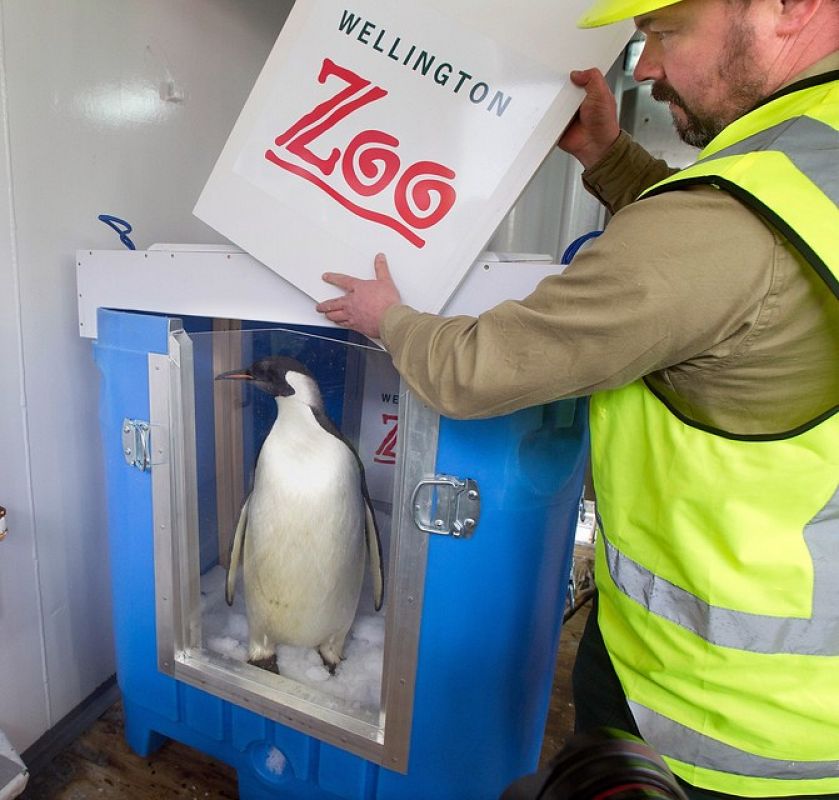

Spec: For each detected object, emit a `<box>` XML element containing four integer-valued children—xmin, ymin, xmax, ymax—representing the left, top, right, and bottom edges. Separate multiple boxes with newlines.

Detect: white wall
<box><xmin>487</xmin><ymin>148</ymin><xmax>603</xmax><ymax>261</ymax></box>
<box><xmin>0</xmin><ymin>0</ymin><xmax>292</xmax><ymax>752</ymax></box>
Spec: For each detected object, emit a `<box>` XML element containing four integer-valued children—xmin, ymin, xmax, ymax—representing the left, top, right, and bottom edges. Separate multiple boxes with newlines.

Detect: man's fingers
<box><xmin>315</xmin><ymin>297</ymin><xmax>341</xmax><ymax>313</ymax></box>
<box><xmin>322</xmin><ymin>254</ymin><xmax>392</xmax><ymax>289</ymax></box>
<box><xmin>319</xmin><ymin>303</ymin><xmax>350</xmax><ymax>324</ymax></box>
<box><xmin>570</xmin><ymin>67</ymin><xmax>599</xmax><ymax>88</ymax></box>
<box><xmin>321</xmin><ymin>271</ymin><xmax>356</xmax><ymax>291</ymax></box>
<box><xmin>570</xmin><ymin>67</ymin><xmax>609</xmax><ymax>100</ymax></box>
<box><xmin>314</xmin><ymin>295</ymin><xmax>353</xmax><ymax>325</ymax></box>
<box><xmin>569</xmin><ymin>69</ymin><xmax>590</xmax><ymax>87</ymax></box>
<box><xmin>316</xmin><ymin>253</ymin><xmax>396</xmax><ymax>338</ymax></box>
<box><xmin>373</xmin><ymin>252</ymin><xmax>392</xmax><ymax>281</ymax></box>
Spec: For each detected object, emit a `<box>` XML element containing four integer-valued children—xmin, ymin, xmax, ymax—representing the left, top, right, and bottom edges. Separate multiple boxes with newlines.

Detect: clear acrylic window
<box><xmin>150</xmin><ymin>322</ymin><xmax>434</xmax><ymax>769</ymax></box>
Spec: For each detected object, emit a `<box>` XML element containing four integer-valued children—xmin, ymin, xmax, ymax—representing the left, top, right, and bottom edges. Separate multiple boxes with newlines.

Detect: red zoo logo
<box><xmin>265</xmin><ymin>58</ymin><xmax>457</xmax><ymax>248</ymax></box>
<box><xmin>374</xmin><ymin>413</ymin><xmax>398</xmax><ymax>465</ymax></box>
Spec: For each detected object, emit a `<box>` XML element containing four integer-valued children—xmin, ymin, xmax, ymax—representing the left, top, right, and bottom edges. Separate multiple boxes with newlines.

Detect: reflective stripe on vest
<box><xmin>698</xmin><ymin>115</ymin><xmax>839</xmax><ymax>206</ymax></box>
<box><xmin>600</xmin><ymin>485</ymin><xmax>839</xmax><ymax>655</ymax></box>
<box><xmin>628</xmin><ymin>702</ymin><xmax>839</xmax><ymax>781</ymax></box>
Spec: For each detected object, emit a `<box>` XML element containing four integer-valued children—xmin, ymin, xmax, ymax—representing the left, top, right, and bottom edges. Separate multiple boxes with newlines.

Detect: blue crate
<box><xmin>93</xmin><ymin>307</ymin><xmax>587</xmax><ymax>800</ymax></box>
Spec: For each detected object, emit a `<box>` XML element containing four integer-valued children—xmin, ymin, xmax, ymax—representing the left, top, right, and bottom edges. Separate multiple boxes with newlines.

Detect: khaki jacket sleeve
<box><xmin>582</xmin><ymin>131</ymin><xmax>678</xmax><ymax>214</ymax></box>
<box><xmin>380</xmin><ymin>184</ymin><xmax>776</xmax><ymax>420</ymax></box>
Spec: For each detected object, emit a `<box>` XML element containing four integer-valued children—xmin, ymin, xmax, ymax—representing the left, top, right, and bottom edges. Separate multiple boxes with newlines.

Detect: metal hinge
<box><xmin>411</xmin><ymin>476</ymin><xmax>480</xmax><ymax>538</ymax></box>
<box><xmin>122</xmin><ymin>418</ymin><xmax>152</xmax><ymax>471</ymax></box>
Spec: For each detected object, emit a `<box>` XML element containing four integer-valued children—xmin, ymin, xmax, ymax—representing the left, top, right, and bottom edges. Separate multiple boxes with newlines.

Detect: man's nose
<box><xmin>633</xmin><ymin>37</ymin><xmax>664</xmax><ymax>83</ymax></box>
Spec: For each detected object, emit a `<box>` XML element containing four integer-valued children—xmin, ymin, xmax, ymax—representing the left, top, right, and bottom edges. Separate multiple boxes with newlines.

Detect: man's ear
<box><xmin>775</xmin><ymin>0</ymin><xmax>821</xmax><ymax>35</ymax></box>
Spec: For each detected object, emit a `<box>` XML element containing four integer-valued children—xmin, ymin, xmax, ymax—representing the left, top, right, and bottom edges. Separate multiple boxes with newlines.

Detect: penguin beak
<box><xmin>215</xmin><ymin>369</ymin><xmax>253</xmax><ymax>382</ymax></box>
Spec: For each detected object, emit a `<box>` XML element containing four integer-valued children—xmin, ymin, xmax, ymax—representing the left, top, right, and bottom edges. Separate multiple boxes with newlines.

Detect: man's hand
<box><xmin>316</xmin><ymin>252</ymin><xmax>401</xmax><ymax>339</ymax></box>
<box><xmin>558</xmin><ymin>68</ymin><xmax>621</xmax><ymax>169</ymax></box>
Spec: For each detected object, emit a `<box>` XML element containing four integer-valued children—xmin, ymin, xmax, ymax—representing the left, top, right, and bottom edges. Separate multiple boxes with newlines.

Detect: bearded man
<box><xmin>316</xmin><ymin>0</ymin><xmax>839</xmax><ymax>795</ymax></box>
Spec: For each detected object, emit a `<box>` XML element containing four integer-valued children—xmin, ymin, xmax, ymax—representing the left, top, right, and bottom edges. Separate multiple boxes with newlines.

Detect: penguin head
<box><xmin>216</xmin><ymin>356</ymin><xmax>323</xmax><ymax>408</ymax></box>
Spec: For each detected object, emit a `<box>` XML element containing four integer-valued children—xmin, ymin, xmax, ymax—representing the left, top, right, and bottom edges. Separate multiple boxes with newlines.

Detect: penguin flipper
<box><xmin>225</xmin><ymin>493</ymin><xmax>250</xmax><ymax>606</ymax></box>
<box><xmin>316</xmin><ymin>410</ymin><xmax>385</xmax><ymax>611</ymax></box>
<box><xmin>364</xmin><ymin>497</ymin><xmax>384</xmax><ymax>612</ymax></box>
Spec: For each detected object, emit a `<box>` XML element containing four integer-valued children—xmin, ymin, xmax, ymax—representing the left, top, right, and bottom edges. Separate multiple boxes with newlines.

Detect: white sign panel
<box><xmin>195</xmin><ymin>0</ymin><xmax>631</xmax><ymax>312</ymax></box>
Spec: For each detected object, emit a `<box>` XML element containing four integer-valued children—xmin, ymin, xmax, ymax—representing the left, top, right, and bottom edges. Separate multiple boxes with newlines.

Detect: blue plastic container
<box><xmin>93</xmin><ymin>307</ymin><xmax>588</xmax><ymax>800</ymax></box>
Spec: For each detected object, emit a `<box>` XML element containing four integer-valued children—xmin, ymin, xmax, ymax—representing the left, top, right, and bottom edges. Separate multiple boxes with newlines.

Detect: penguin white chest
<box><xmin>244</xmin><ymin>405</ymin><xmax>366</xmax><ymax>653</ymax></box>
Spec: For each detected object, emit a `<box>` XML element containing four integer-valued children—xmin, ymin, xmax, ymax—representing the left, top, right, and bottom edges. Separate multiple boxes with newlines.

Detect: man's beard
<box><xmin>651</xmin><ymin>82</ymin><xmax>723</xmax><ymax>147</ymax></box>
<box><xmin>651</xmin><ymin>19</ymin><xmax>768</xmax><ymax>148</ymax></box>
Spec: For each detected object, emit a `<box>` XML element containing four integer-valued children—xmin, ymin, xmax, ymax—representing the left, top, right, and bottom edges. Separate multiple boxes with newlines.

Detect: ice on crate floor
<box><xmin>200</xmin><ymin>564</ymin><xmax>385</xmax><ymax>716</ymax></box>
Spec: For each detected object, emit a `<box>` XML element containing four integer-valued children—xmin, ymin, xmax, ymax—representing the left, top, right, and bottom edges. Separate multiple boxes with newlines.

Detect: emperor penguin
<box><xmin>216</xmin><ymin>356</ymin><xmax>384</xmax><ymax>674</ymax></box>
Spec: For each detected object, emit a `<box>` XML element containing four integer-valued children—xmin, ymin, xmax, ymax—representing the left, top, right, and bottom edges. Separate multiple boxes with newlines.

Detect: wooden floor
<box><xmin>21</xmin><ymin>603</ymin><xmax>590</xmax><ymax>800</ymax></box>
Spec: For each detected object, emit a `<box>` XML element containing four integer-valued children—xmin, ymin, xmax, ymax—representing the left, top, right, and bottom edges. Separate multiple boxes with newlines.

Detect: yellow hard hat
<box><xmin>577</xmin><ymin>0</ymin><xmax>682</xmax><ymax>28</ymax></box>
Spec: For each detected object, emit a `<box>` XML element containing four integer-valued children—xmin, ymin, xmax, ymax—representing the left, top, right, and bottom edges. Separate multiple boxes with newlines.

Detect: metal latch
<box><xmin>122</xmin><ymin>418</ymin><xmax>151</xmax><ymax>471</ymax></box>
<box><xmin>411</xmin><ymin>476</ymin><xmax>480</xmax><ymax>538</ymax></box>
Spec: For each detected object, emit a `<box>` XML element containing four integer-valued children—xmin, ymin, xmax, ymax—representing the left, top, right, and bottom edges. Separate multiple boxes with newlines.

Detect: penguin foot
<box><xmin>317</xmin><ymin>647</ymin><xmax>344</xmax><ymax>676</ymax></box>
<box><xmin>248</xmin><ymin>654</ymin><xmax>279</xmax><ymax>674</ymax></box>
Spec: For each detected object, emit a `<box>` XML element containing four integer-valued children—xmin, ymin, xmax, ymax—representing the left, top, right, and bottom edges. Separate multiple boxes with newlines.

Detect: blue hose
<box><xmin>560</xmin><ymin>230</ymin><xmax>602</xmax><ymax>265</ymax></box>
<box><xmin>98</xmin><ymin>214</ymin><xmax>136</xmax><ymax>250</ymax></box>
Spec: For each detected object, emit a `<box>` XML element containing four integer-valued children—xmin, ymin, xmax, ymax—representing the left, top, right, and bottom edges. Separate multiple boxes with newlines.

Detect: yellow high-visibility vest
<box><xmin>590</xmin><ymin>73</ymin><xmax>839</xmax><ymax>796</ymax></box>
